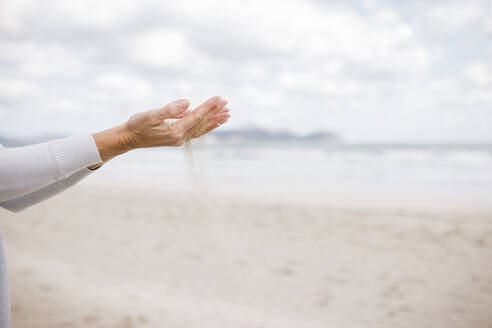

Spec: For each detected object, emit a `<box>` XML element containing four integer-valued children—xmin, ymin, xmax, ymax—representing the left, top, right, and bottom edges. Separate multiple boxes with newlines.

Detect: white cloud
<box><xmin>0</xmin><ymin>0</ymin><xmax>491</xmax><ymax>142</ymax></box>
<box><xmin>46</xmin><ymin>0</ymin><xmax>140</xmax><ymax>29</ymax></box>
<box><xmin>0</xmin><ymin>0</ymin><xmax>141</xmax><ymax>35</ymax></box>
<box><xmin>92</xmin><ymin>72</ymin><xmax>152</xmax><ymax>100</ymax></box>
<box><xmin>0</xmin><ymin>41</ymin><xmax>85</xmax><ymax>77</ymax></box>
<box><xmin>464</xmin><ymin>62</ymin><xmax>491</xmax><ymax>87</ymax></box>
<box><xmin>0</xmin><ymin>77</ymin><xmax>40</xmax><ymax>100</ymax></box>
<box><xmin>0</xmin><ymin>0</ymin><xmax>34</xmax><ymax>35</ymax></box>
<box><xmin>129</xmin><ymin>28</ymin><xmax>204</xmax><ymax>71</ymax></box>
<box><xmin>277</xmin><ymin>71</ymin><xmax>361</xmax><ymax>98</ymax></box>
<box><xmin>427</xmin><ymin>3</ymin><xmax>482</xmax><ymax>31</ymax></box>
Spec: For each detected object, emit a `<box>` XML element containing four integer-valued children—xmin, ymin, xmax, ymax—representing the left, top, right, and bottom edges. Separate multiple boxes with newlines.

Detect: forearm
<box><xmin>0</xmin><ymin>168</ymin><xmax>93</xmax><ymax>212</ymax></box>
<box><xmin>0</xmin><ymin>127</ymin><xmax>123</xmax><ymax>211</ymax></box>
<box><xmin>0</xmin><ymin>135</ymin><xmax>102</xmax><ymax>202</ymax></box>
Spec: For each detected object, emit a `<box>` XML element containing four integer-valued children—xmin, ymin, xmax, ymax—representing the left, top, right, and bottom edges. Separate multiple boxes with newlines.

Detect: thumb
<box><xmin>154</xmin><ymin>99</ymin><xmax>190</xmax><ymax>119</ymax></box>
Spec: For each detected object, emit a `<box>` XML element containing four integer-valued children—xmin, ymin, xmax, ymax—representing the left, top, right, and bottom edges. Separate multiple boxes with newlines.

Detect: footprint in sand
<box><xmin>234</xmin><ymin>259</ymin><xmax>248</xmax><ymax>267</ymax></box>
<box><xmin>381</xmin><ymin>283</ymin><xmax>405</xmax><ymax>300</ymax></box>
<box><xmin>386</xmin><ymin>304</ymin><xmax>415</xmax><ymax>319</ymax></box>
<box><xmin>38</xmin><ymin>283</ymin><xmax>54</xmax><ymax>291</ymax></box>
<box><xmin>120</xmin><ymin>239</ymin><xmax>132</xmax><ymax>246</ymax></box>
<box><xmin>154</xmin><ymin>241</ymin><xmax>168</xmax><ymax>251</ymax></box>
<box><xmin>117</xmin><ymin>316</ymin><xmax>135</xmax><ymax>328</ymax></box>
<box><xmin>53</xmin><ymin>322</ymin><xmax>75</xmax><ymax>328</ymax></box>
<box><xmin>82</xmin><ymin>316</ymin><xmax>99</xmax><ymax>324</ymax></box>
<box><xmin>11</xmin><ymin>304</ymin><xmax>20</xmax><ymax>314</ymax></box>
<box><xmin>184</xmin><ymin>251</ymin><xmax>202</xmax><ymax>260</ymax></box>
<box><xmin>117</xmin><ymin>315</ymin><xmax>150</xmax><ymax>328</ymax></box>
<box><xmin>137</xmin><ymin>315</ymin><xmax>149</xmax><ymax>324</ymax></box>
<box><xmin>475</xmin><ymin>239</ymin><xmax>487</xmax><ymax>248</ymax></box>
<box><xmin>272</xmin><ymin>267</ymin><xmax>295</xmax><ymax>276</ymax></box>
<box><xmin>317</xmin><ymin>294</ymin><xmax>331</xmax><ymax>307</ymax></box>
<box><xmin>21</xmin><ymin>267</ymin><xmax>34</xmax><ymax>275</ymax></box>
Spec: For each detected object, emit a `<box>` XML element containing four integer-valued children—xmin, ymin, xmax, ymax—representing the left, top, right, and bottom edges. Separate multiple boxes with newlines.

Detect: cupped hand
<box><xmin>124</xmin><ymin>96</ymin><xmax>230</xmax><ymax>148</ymax></box>
<box><xmin>91</xmin><ymin>96</ymin><xmax>230</xmax><ymax>164</ymax></box>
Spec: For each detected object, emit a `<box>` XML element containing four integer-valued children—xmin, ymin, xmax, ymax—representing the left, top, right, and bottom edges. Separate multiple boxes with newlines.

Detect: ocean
<box><xmin>94</xmin><ymin>141</ymin><xmax>492</xmax><ymax>204</ymax></box>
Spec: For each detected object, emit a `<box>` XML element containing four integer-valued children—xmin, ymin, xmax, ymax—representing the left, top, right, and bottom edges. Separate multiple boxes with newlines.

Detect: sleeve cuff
<box><xmin>49</xmin><ymin>135</ymin><xmax>102</xmax><ymax>177</ymax></box>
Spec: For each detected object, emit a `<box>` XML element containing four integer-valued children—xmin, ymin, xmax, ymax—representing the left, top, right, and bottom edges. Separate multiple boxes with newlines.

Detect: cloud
<box><xmin>90</xmin><ymin>72</ymin><xmax>153</xmax><ymax>109</ymax></box>
<box><xmin>129</xmin><ymin>28</ymin><xmax>206</xmax><ymax>71</ymax></box>
<box><xmin>0</xmin><ymin>77</ymin><xmax>40</xmax><ymax>101</ymax></box>
<box><xmin>464</xmin><ymin>62</ymin><xmax>491</xmax><ymax>87</ymax></box>
<box><xmin>0</xmin><ymin>0</ymin><xmax>491</xmax><ymax>142</ymax></box>
<box><xmin>0</xmin><ymin>40</ymin><xmax>86</xmax><ymax>77</ymax></box>
<box><xmin>427</xmin><ymin>3</ymin><xmax>482</xmax><ymax>32</ymax></box>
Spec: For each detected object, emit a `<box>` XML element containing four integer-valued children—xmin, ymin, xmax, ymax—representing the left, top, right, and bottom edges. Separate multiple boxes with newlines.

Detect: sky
<box><xmin>0</xmin><ymin>0</ymin><xmax>491</xmax><ymax>143</ymax></box>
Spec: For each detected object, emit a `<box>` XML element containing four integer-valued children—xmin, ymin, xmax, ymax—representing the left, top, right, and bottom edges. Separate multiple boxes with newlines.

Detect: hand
<box><xmin>124</xmin><ymin>96</ymin><xmax>229</xmax><ymax>148</ymax></box>
<box><xmin>91</xmin><ymin>96</ymin><xmax>230</xmax><ymax>165</ymax></box>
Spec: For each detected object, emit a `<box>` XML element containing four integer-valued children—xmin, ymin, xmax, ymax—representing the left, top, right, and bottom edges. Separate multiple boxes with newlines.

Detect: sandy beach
<box><xmin>2</xmin><ymin>0</ymin><xmax>492</xmax><ymax>326</ymax></box>
<box><xmin>0</xmin><ymin>181</ymin><xmax>491</xmax><ymax>328</ymax></box>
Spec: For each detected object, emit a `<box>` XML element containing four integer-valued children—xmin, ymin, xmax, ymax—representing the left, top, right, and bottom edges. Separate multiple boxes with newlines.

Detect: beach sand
<box><xmin>0</xmin><ymin>183</ymin><xmax>491</xmax><ymax>327</ymax></box>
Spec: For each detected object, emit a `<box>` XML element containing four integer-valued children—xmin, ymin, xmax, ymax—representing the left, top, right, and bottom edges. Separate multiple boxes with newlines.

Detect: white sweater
<box><xmin>0</xmin><ymin>135</ymin><xmax>102</xmax><ymax>212</ymax></box>
<box><xmin>0</xmin><ymin>134</ymin><xmax>102</xmax><ymax>327</ymax></box>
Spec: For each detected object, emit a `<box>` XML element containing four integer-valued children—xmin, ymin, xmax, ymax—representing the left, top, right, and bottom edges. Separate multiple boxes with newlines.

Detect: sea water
<box><xmin>94</xmin><ymin>142</ymin><xmax>492</xmax><ymax>203</ymax></box>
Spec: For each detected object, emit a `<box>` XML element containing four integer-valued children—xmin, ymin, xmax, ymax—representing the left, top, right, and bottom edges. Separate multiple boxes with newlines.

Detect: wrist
<box><xmin>92</xmin><ymin>124</ymin><xmax>134</xmax><ymax>163</ymax></box>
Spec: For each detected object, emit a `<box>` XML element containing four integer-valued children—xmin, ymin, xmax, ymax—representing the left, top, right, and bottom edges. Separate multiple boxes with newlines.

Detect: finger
<box><xmin>199</xmin><ymin>116</ymin><xmax>229</xmax><ymax>136</ymax></box>
<box><xmin>202</xmin><ymin>107</ymin><xmax>228</xmax><ymax>121</ymax></box>
<box><xmin>215</xmin><ymin>108</ymin><xmax>229</xmax><ymax>115</ymax></box>
<box><xmin>189</xmin><ymin>107</ymin><xmax>230</xmax><ymax>138</ymax></box>
<box><xmin>176</xmin><ymin>96</ymin><xmax>222</xmax><ymax>131</ymax></box>
<box><xmin>176</xmin><ymin>99</ymin><xmax>227</xmax><ymax>121</ymax></box>
<box><xmin>201</xmin><ymin>110</ymin><xmax>230</xmax><ymax>136</ymax></box>
<box><xmin>150</xmin><ymin>99</ymin><xmax>190</xmax><ymax>120</ymax></box>
<box><xmin>174</xmin><ymin>110</ymin><xmax>191</xmax><ymax>119</ymax></box>
<box><xmin>191</xmin><ymin>98</ymin><xmax>227</xmax><ymax>125</ymax></box>
<box><xmin>201</xmin><ymin>123</ymin><xmax>221</xmax><ymax>135</ymax></box>
<box><xmin>180</xmin><ymin>104</ymin><xmax>226</xmax><ymax>120</ymax></box>
<box><xmin>191</xmin><ymin>112</ymin><xmax>230</xmax><ymax>138</ymax></box>
<box><xmin>213</xmin><ymin>107</ymin><xmax>230</xmax><ymax>117</ymax></box>
<box><xmin>183</xmin><ymin>99</ymin><xmax>228</xmax><ymax>139</ymax></box>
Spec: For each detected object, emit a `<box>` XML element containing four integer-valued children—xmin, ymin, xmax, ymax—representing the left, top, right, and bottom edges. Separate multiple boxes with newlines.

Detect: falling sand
<box><xmin>184</xmin><ymin>136</ymin><xmax>214</xmax><ymax>210</ymax></box>
<box><xmin>184</xmin><ymin>136</ymin><xmax>207</xmax><ymax>183</ymax></box>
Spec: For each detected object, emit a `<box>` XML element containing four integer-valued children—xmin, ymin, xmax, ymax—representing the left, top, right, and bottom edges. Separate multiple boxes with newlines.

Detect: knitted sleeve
<box><xmin>0</xmin><ymin>135</ymin><xmax>101</xmax><ymax>206</ymax></box>
<box><xmin>0</xmin><ymin>168</ymin><xmax>96</xmax><ymax>212</ymax></box>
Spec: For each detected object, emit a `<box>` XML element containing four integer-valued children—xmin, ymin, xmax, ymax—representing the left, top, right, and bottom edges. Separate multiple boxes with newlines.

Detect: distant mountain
<box><xmin>301</xmin><ymin>131</ymin><xmax>340</xmax><ymax>143</ymax></box>
<box><xmin>210</xmin><ymin>127</ymin><xmax>342</xmax><ymax>144</ymax></box>
<box><xmin>0</xmin><ymin>128</ymin><xmax>342</xmax><ymax>147</ymax></box>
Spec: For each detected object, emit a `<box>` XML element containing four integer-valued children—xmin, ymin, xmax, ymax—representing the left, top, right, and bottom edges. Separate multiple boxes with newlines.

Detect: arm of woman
<box><xmin>0</xmin><ymin>168</ymin><xmax>94</xmax><ymax>212</ymax></box>
<box><xmin>0</xmin><ymin>134</ymin><xmax>102</xmax><ymax>203</ymax></box>
<box><xmin>0</xmin><ymin>97</ymin><xmax>230</xmax><ymax>212</ymax></box>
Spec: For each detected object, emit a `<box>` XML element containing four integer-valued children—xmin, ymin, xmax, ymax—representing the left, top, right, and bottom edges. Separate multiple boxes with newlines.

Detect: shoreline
<box><xmin>81</xmin><ymin>178</ymin><xmax>492</xmax><ymax>213</ymax></box>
